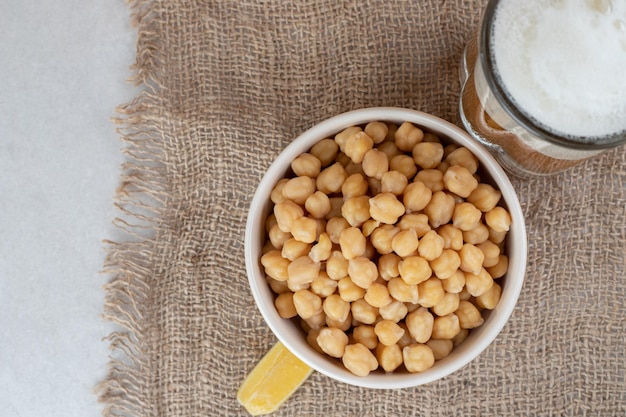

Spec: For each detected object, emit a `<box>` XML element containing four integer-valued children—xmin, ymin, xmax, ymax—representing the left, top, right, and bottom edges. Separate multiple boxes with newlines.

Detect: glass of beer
<box><xmin>459</xmin><ymin>0</ymin><xmax>626</xmax><ymax>177</ymax></box>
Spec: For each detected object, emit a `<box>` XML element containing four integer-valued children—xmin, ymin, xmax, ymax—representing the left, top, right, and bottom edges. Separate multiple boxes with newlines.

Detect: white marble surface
<box><xmin>0</xmin><ymin>1</ymin><xmax>137</xmax><ymax>415</ymax></box>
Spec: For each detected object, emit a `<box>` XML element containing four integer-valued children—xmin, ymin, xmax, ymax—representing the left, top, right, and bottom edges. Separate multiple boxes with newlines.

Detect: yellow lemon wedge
<box><xmin>237</xmin><ymin>341</ymin><xmax>313</xmax><ymax>415</ymax></box>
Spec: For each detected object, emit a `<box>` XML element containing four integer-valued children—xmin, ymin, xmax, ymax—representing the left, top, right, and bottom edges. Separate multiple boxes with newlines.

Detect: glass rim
<box><xmin>479</xmin><ymin>0</ymin><xmax>626</xmax><ymax>150</ymax></box>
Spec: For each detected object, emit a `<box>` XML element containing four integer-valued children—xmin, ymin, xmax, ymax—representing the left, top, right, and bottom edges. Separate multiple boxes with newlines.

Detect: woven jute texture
<box><xmin>99</xmin><ymin>0</ymin><xmax>626</xmax><ymax>415</ymax></box>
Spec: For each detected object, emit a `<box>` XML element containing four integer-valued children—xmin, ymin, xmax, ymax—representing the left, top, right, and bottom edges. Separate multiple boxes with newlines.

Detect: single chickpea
<box><xmin>440</xmin><ymin>269</ymin><xmax>465</xmax><ymax>294</ymax></box>
<box><xmin>453</xmin><ymin>202</ymin><xmax>483</xmax><ymax>231</ymax></box>
<box><xmin>274</xmin><ymin>200</ymin><xmax>304</xmax><ymax>233</ymax></box>
<box><xmin>352</xmin><ymin>325</ymin><xmax>378</xmax><ymax>350</ymax></box>
<box><xmin>316</xmin><ymin>162</ymin><xmax>348</xmax><ymax>194</ymax></box>
<box><xmin>390</xmin><ymin>154</ymin><xmax>418</xmax><ymax>179</ymax></box>
<box><xmin>430</xmin><ymin>249</ymin><xmax>461</xmax><ymax>279</ymax></box>
<box><xmin>323</xmin><ymin>294</ymin><xmax>351</xmax><ymax>322</ymax></box>
<box><xmin>342</xmin><ymin>195</ymin><xmax>371</xmax><ymax>227</ymax></box>
<box><xmin>377</xmin><ymin>140</ymin><xmax>402</xmax><ymax>161</ymax></box>
<box><xmin>464</xmin><ymin>268</ymin><xmax>494</xmax><ymax>297</ymax></box>
<box><xmin>262</xmin><ymin>241</ymin><xmax>276</xmax><ymax>255</ymax></box>
<box><xmin>344</xmin><ymin>161</ymin><xmax>365</xmax><ymax>176</ymax></box>
<box><xmin>467</xmin><ymin>183</ymin><xmax>502</xmax><ymax>212</ymax></box>
<box><xmin>415</xmin><ymin>169</ymin><xmax>444</xmax><ymax>192</ymax></box>
<box><xmin>293</xmin><ymin>289</ymin><xmax>323</xmax><ymax>319</ymax></box>
<box><xmin>426</xmin><ymin>339</ymin><xmax>454</xmax><ymax>361</ymax></box>
<box><xmin>362</xmin><ymin>149</ymin><xmax>389</xmax><ymax>180</ymax></box>
<box><xmin>348</xmin><ymin>256</ymin><xmax>379</xmax><ymax>289</ymax></box>
<box><xmin>412</xmin><ymin>142</ymin><xmax>444</xmax><ymax>169</ymax></box>
<box><xmin>379</xmin><ymin>300</ymin><xmax>408</xmax><ymax>322</ymax></box>
<box><xmin>477</xmin><ymin>240</ymin><xmax>501</xmax><ymax>268</ymax></box>
<box><xmin>267</xmin><ymin>276</ymin><xmax>290</xmax><ymax>294</ymax></box>
<box><xmin>458</xmin><ymin>287</ymin><xmax>472</xmax><ymax>301</ymax></box>
<box><xmin>362</xmin><ymin>218</ymin><xmax>380</xmax><ymax>237</ymax></box>
<box><xmin>337</xmin><ymin>277</ymin><xmax>366</xmax><ymax>302</ymax></box>
<box><xmin>310</xmin><ymin>272</ymin><xmax>338</xmax><ymax>298</ymax></box>
<box><xmin>378</xmin><ymin>253</ymin><xmax>401</xmax><ymax>280</ymax></box>
<box><xmin>317</xmin><ymin>327</ymin><xmax>349</xmax><ymax>358</ymax></box>
<box><xmin>291</xmin><ymin>153</ymin><xmax>322</xmax><ymax>178</ymax></box>
<box><xmin>335</xmin><ymin>152</ymin><xmax>351</xmax><ymax>167</ymax></box>
<box><xmin>342</xmin><ymin>343</ymin><xmax>379</xmax><ymax>376</ymax></box>
<box><xmin>387</xmin><ymin>277</ymin><xmax>419</xmax><ymax>304</ymax></box>
<box><xmin>305</xmin><ymin>191</ymin><xmax>331</xmax><ymax>219</ymax></box>
<box><xmin>405</xmin><ymin>307</ymin><xmax>434</xmax><ymax>343</ymax></box>
<box><xmin>423</xmin><ymin>191</ymin><xmax>455</xmax><ymax>228</ymax></box>
<box><xmin>431</xmin><ymin>292</ymin><xmax>460</xmax><ymax>317</ymax></box>
<box><xmin>445</xmin><ymin>147</ymin><xmax>479</xmax><ymax>174</ymax></box>
<box><xmin>370</xmin><ymin>193</ymin><xmax>406</xmax><ymax>224</ymax></box>
<box><xmin>403</xmin><ymin>181</ymin><xmax>433</xmax><ymax>213</ymax></box>
<box><xmin>437</xmin><ymin>224</ymin><xmax>463</xmax><ymax>251</ymax></box>
<box><xmin>268</xmin><ymin>223</ymin><xmax>291</xmax><ymax>250</ymax></box>
<box><xmin>309</xmin><ymin>232</ymin><xmax>332</xmax><ymax>262</ymax></box>
<box><xmin>291</xmin><ymin>216</ymin><xmax>319</xmax><ymax>244</ymax></box>
<box><xmin>306</xmin><ymin>328</ymin><xmax>324</xmax><ymax>354</ymax></box>
<box><xmin>443</xmin><ymin>165</ymin><xmax>479</xmax><ymax>198</ymax></box>
<box><xmin>375</xmin><ymin>343</ymin><xmax>403</xmax><ymax>372</ymax></box>
<box><xmin>370</xmin><ymin>224</ymin><xmax>401</xmax><ymax>255</ymax></box>
<box><xmin>462</xmin><ymin>222</ymin><xmax>490</xmax><ymax>245</ymax></box>
<box><xmin>396</xmin><ymin>322</ymin><xmax>416</xmax><ymax>349</ymax></box>
<box><xmin>398</xmin><ymin>256</ymin><xmax>432</xmax><ymax>285</ymax></box>
<box><xmin>281</xmin><ymin>238</ymin><xmax>312</xmax><ymax>261</ymax></box>
<box><xmin>339</xmin><ymin>227</ymin><xmax>366</xmax><ymax>260</ymax></box>
<box><xmin>326</xmin><ymin>217</ymin><xmax>349</xmax><ymax>244</ymax></box>
<box><xmin>392</xmin><ymin>229</ymin><xmax>420</xmax><ymax>257</ymax></box>
<box><xmin>437</xmin><ymin>161</ymin><xmax>450</xmax><ymax>175</ymax></box>
<box><xmin>418</xmin><ymin>230</ymin><xmax>445</xmax><ymax>261</ymax></box>
<box><xmin>431</xmin><ymin>314</ymin><xmax>461</xmax><ymax>339</ymax></box>
<box><xmin>385</xmin><ymin>123</ymin><xmax>398</xmax><ymax>141</ymax></box>
<box><xmin>364</xmin><ymin>282</ymin><xmax>393</xmax><ymax>308</ymax></box>
<box><xmin>274</xmin><ymin>292</ymin><xmax>297</xmax><ymax>318</ymax></box>
<box><xmin>395</xmin><ymin>122</ymin><xmax>424</xmax><ymax>151</ymax></box>
<box><xmin>456</xmin><ymin>300</ymin><xmax>485</xmax><ymax>329</ymax></box>
<box><xmin>341</xmin><ymin>173</ymin><xmax>369</xmax><ymax>199</ymax></box>
<box><xmin>488</xmin><ymin>227</ymin><xmax>508</xmax><ymax>245</ymax></box>
<box><xmin>344</xmin><ymin>131</ymin><xmax>374</xmax><ymax>164</ymax></box>
<box><xmin>367</xmin><ymin>177</ymin><xmax>382</xmax><ymax>196</ymax></box>
<box><xmin>310</xmin><ymin>138</ymin><xmax>339</xmax><ymax>167</ymax></box>
<box><xmin>381</xmin><ymin>170</ymin><xmax>409</xmax><ymax>196</ymax></box>
<box><xmin>326</xmin><ymin>250</ymin><xmax>349</xmax><ymax>280</ymax></box>
<box><xmin>452</xmin><ymin>328</ymin><xmax>469</xmax><ymax>347</ymax></box>
<box><xmin>304</xmin><ymin>311</ymin><xmax>326</xmax><ymax>330</ymax></box>
<box><xmin>475</xmin><ymin>281</ymin><xmax>502</xmax><ymax>310</ymax></box>
<box><xmin>334</xmin><ymin>126</ymin><xmax>362</xmax><ymax>152</ymax></box>
<box><xmin>270</xmin><ymin>178</ymin><xmax>289</xmax><ymax>204</ymax></box>
<box><xmin>265</xmin><ymin>212</ymin><xmax>278</xmax><ymax>233</ymax></box>
<box><xmin>422</xmin><ymin>132</ymin><xmax>441</xmax><ymax>143</ymax></box>
<box><xmin>375</xmin><ymin>320</ymin><xmax>406</xmax><ymax>346</ymax></box>
<box><xmin>282</xmin><ymin>176</ymin><xmax>316</xmax><ymax>205</ymax></box>
<box><xmin>417</xmin><ymin>277</ymin><xmax>445</xmax><ymax>308</ymax></box>
<box><xmin>325</xmin><ymin>197</ymin><xmax>345</xmax><ymax>219</ymax></box>
<box><xmin>486</xmin><ymin>255</ymin><xmax>509</xmax><ymax>279</ymax></box>
<box><xmin>403</xmin><ymin>344</ymin><xmax>435</xmax><ymax>373</ymax></box>
<box><xmin>351</xmin><ymin>298</ymin><xmax>379</xmax><ymax>325</ymax></box>
<box><xmin>485</xmin><ymin>206</ymin><xmax>512</xmax><ymax>232</ymax></box>
<box><xmin>443</xmin><ymin>144</ymin><xmax>460</xmax><ymax>158</ymax></box>
<box><xmin>397</xmin><ymin>213</ymin><xmax>431</xmax><ymax>237</ymax></box>
<box><xmin>365</xmin><ymin>121</ymin><xmax>389</xmax><ymax>144</ymax></box>
<box><xmin>459</xmin><ymin>243</ymin><xmax>485</xmax><ymax>275</ymax></box>
<box><xmin>261</xmin><ymin>250</ymin><xmax>290</xmax><ymax>281</ymax></box>
<box><xmin>287</xmin><ymin>255</ymin><xmax>321</xmax><ymax>286</ymax></box>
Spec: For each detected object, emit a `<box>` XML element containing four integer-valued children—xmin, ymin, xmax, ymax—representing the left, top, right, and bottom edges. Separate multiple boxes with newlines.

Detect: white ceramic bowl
<box><xmin>245</xmin><ymin>107</ymin><xmax>527</xmax><ymax>389</ymax></box>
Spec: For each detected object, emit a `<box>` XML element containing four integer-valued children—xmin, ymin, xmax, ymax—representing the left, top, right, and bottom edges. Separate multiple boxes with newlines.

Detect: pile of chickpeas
<box><xmin>261</xmin><ymin>121</ymin><xmax>511</xmax><ymax>376</ymax></box>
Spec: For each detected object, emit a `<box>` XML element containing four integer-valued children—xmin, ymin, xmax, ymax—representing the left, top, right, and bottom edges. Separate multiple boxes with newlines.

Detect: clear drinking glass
<box><xmin>459</xmin><ymin>0</ymin><xmax>626</xmax><ymax>177</ymax></box>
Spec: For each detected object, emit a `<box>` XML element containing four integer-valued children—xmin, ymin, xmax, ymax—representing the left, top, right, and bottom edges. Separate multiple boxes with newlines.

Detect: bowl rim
<box><xmin>245</xmin><ymin>107</ymin><xmax>527</xmax><ymax>389</ymax></box>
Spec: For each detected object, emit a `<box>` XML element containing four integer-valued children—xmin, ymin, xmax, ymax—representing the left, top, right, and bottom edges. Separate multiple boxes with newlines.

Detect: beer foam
<box><xmin>491</xmin><ymin>0</ymin><xmax>626</xmax><ymax>141</ymax></box>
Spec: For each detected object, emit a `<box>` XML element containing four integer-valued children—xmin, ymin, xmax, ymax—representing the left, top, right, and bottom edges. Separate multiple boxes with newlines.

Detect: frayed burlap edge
<box><xmin>97</xmin><ymin>1</ymin><xmax>165</xmax><ymax>416</ymax></box>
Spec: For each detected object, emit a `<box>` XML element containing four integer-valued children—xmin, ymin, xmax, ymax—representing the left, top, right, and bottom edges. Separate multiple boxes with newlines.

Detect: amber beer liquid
<box><xmin>459</xmin><ymin>0</ymin><xmax>626</xmax><ymax>177</ymax></box>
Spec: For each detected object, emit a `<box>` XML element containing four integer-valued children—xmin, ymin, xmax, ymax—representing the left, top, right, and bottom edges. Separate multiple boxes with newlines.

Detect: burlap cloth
<box><xmin>99</xmin><ymin>1</ymin><xmax>626</xmax><ymax>415</ymax></box>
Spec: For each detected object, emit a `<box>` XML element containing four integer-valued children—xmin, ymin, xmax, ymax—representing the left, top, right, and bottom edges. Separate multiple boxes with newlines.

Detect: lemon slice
<box><xmin>237</xmin><ymin>341</ymin><xmax>313</xmax><ymax>415</ymax></box>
